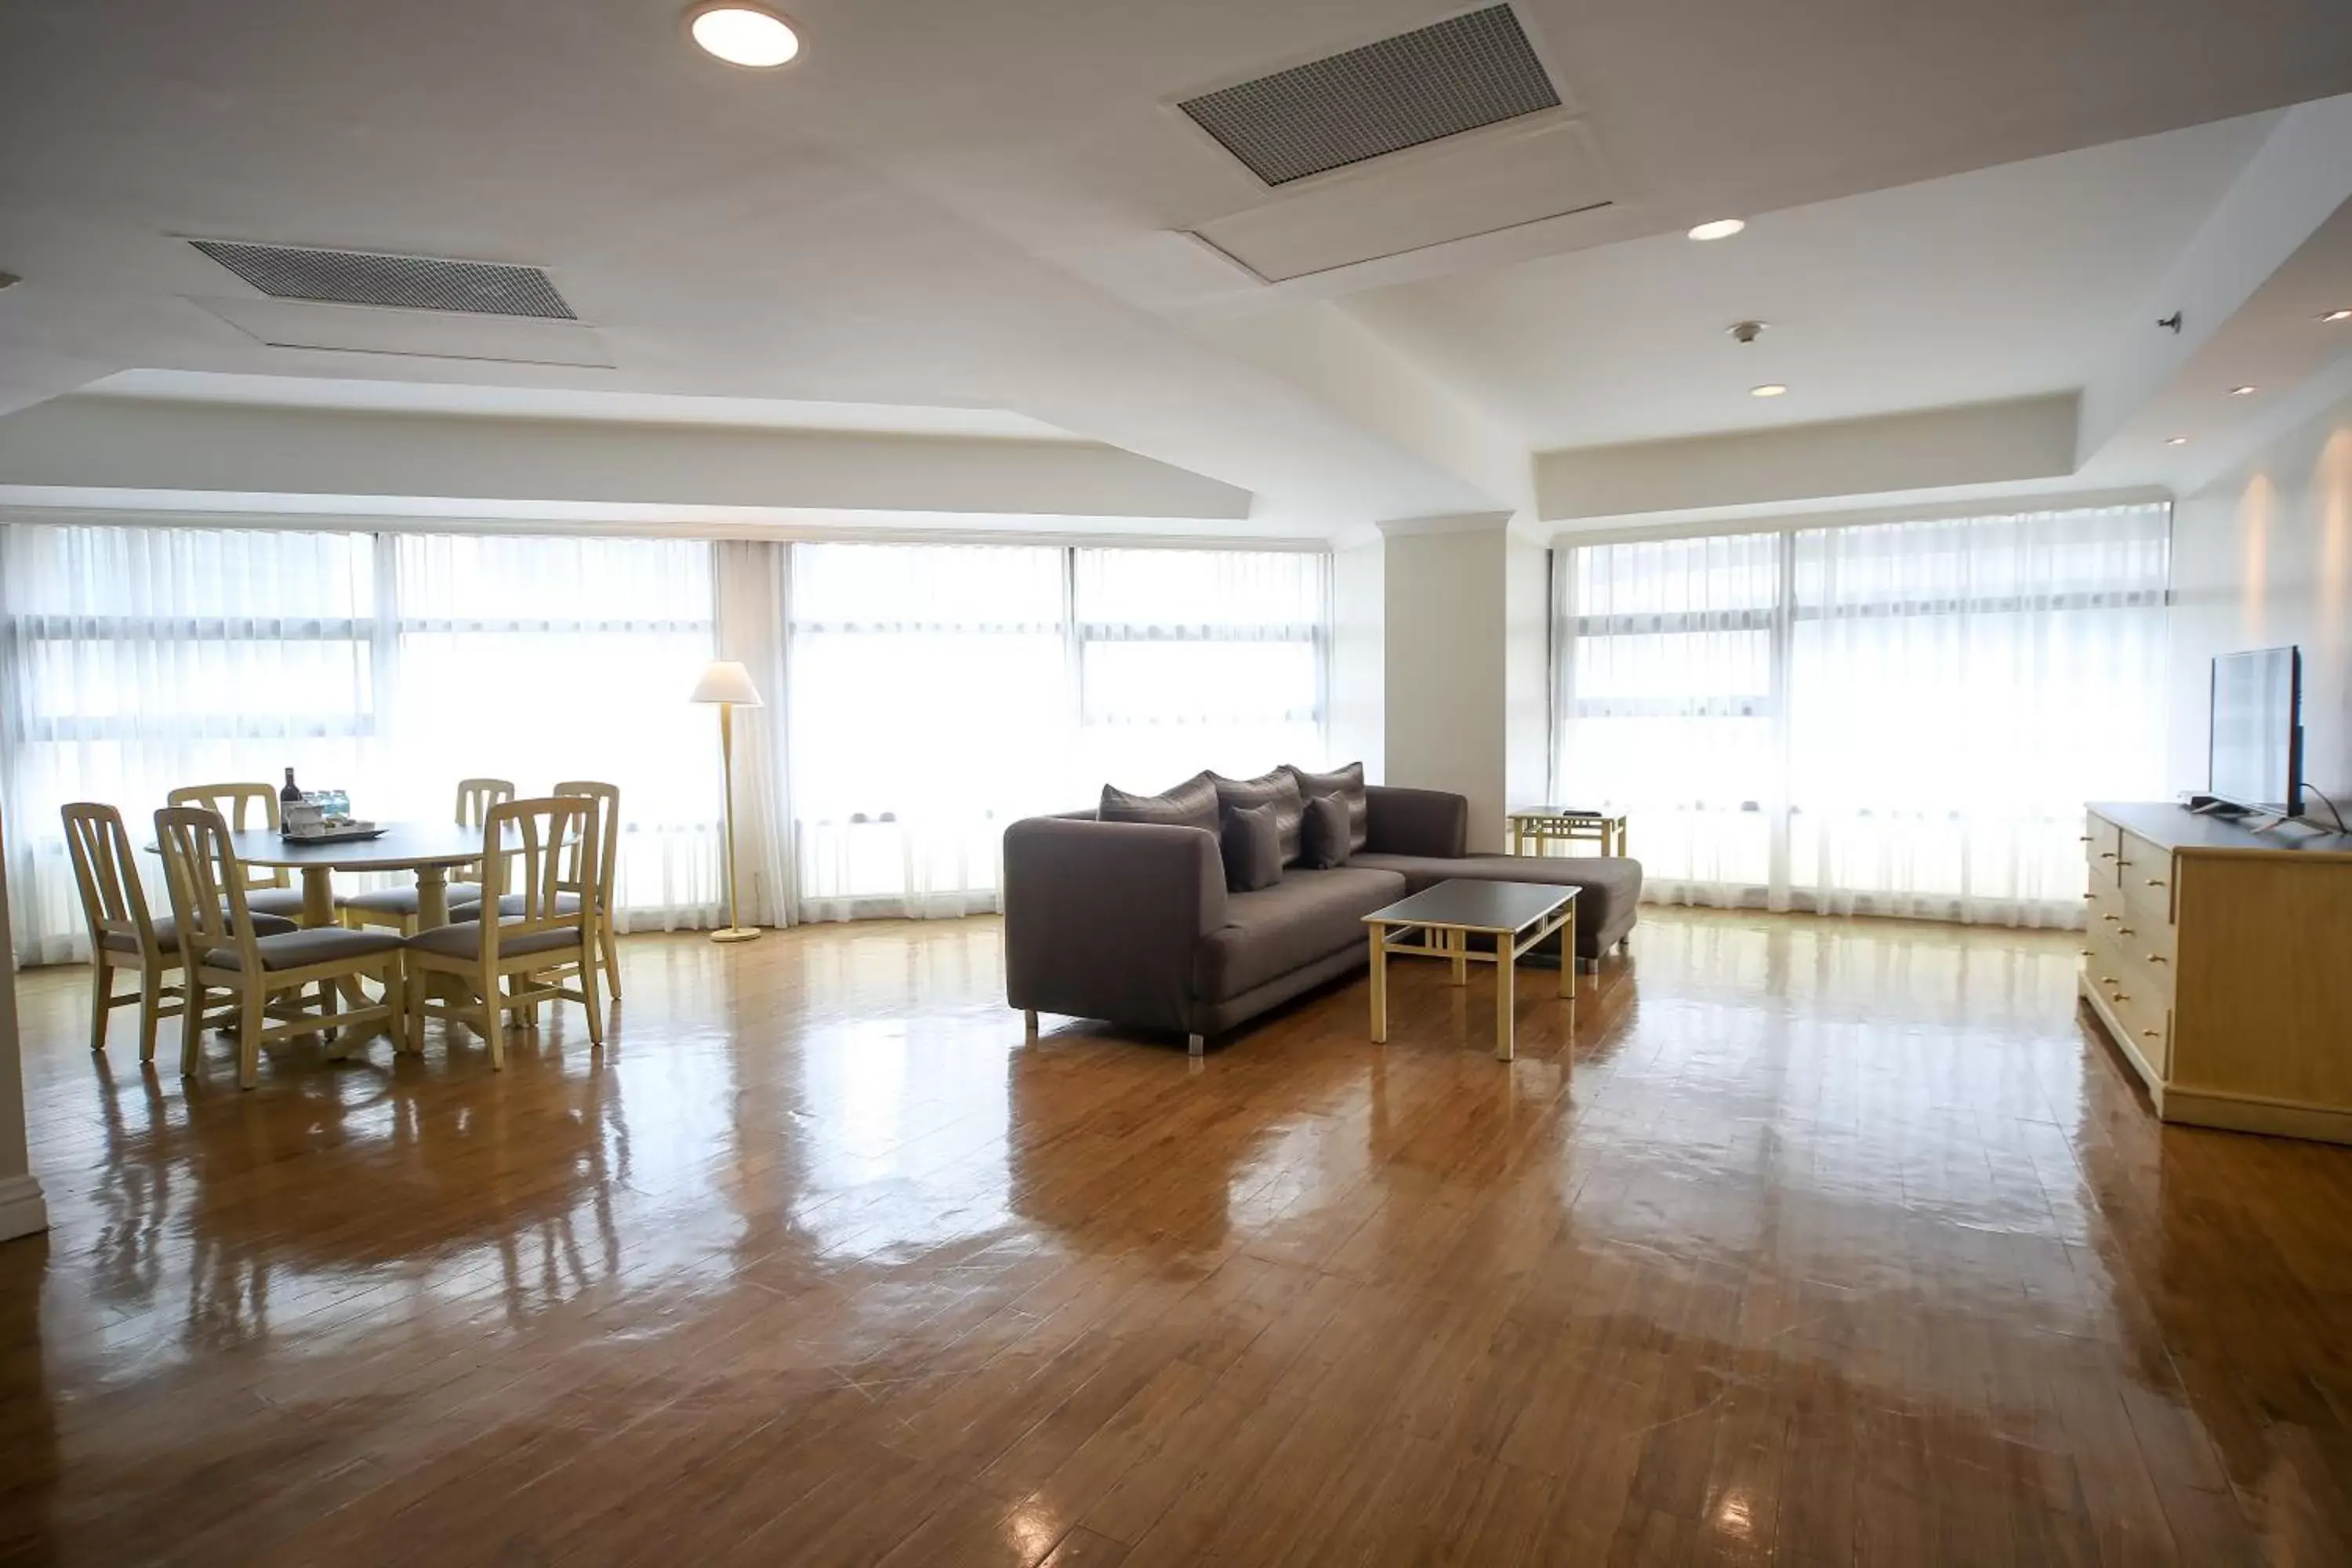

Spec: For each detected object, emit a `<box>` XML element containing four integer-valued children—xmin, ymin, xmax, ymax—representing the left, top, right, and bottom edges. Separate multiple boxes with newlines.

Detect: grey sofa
<box><xmin>1003</xmin><ymin>784</ymin><xmax>1641</xmax><ymax>1054</ymax></box>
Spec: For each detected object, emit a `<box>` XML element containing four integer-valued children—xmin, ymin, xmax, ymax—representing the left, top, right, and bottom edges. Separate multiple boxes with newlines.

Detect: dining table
<box><xmin>150</xmin><ymin>823</ymin><xmax>514</xmax><ymax>931</ymax></box>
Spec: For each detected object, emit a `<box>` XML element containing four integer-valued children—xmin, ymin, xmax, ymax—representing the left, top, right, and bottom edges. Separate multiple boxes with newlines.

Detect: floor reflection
<box><xmin>0</xmin><ymin>909</ymin><xmax>2345</xmax><ymax>1564</ymax></box>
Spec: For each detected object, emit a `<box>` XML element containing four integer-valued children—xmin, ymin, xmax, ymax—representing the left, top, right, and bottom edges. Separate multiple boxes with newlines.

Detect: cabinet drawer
<box><xmin>2084</xmin><ymin>814</ymin><xmax>2124</xmax><ymax>887</ymax></box>
<box><xmin>2084</xmin><ymin>935</ymin><xmax>2172</xmax><ymax>1076</ymax></box>
<box><xmin>2119</xmin><ymin>856</ymin><xmax>2178</xmax><ymax>964</ymax></box>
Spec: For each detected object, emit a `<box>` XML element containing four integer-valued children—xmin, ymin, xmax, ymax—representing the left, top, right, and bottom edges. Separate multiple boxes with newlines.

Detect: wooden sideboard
<box><xmin>2082</xmin><ymin>802</ymin><xmax>2352</xmax><ymax>1144</ymax></box>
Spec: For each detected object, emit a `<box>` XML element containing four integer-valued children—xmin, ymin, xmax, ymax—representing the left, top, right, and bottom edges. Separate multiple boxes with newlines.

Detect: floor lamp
<box><xmin>691</xmin><ymin>659</ymin><xmax>764</xmax><ymax>944</ymax></box>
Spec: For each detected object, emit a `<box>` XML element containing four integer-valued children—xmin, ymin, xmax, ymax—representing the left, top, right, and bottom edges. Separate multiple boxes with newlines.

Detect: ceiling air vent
<box><xmin>1178</xmin><ymin>5</ymin><xmax>1559</xmax><ymax>187</ymax></box>
<box><xmin>189</xmin><ymin>240</ymin><xmax>577</xmax><ymax>320</ymax></box>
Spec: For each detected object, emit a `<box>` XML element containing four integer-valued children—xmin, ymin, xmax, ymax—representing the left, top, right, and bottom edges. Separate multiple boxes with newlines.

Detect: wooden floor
<box><xmin>3</xmin><ymin>908</ymin><xmax>2350</xmax><ymax>1565</ymax></box>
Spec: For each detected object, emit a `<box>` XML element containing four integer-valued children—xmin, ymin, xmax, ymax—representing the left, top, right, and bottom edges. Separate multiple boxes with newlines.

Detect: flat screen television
<box><xmin>2209</xmin><ymin>646</ymin><xmax>2303</xmax><ymax>817</ymax></box>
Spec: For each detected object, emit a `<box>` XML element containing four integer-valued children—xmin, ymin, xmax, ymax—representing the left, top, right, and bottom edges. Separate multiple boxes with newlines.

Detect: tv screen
<box><xmin>2209</xmin><ymin>647</ymin><xmax>2302</xmax><ymax>815</ymax></box>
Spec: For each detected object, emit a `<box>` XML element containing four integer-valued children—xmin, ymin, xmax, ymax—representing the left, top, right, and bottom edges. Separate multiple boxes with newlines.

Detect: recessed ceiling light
<box><xmin>2321</xmin><ymin>308</ymin><xmax>2352</xmax><ymax>323</ymax></box>
<box><xmin>1688</xmin><ymin>219</ymin><xmax>1746</xmax><ymax>241</ymax></box>
<box><xmin>2165</xmin><ymin>436</ymin><xmax>2189</xmax><ymax>446</ymax></box>
<box><xmin>2228</xmin><ymin>385</ymin><xmax>2258</xmax><ymax>397</ymax></box>
<box><xmin>1750</xmin><ymin>383</ymin><xmax>1788</xmax><ymax>398</ymax></box>
<box><xmin>688</xmin><ymin>4</ymin><xmax>801</xmax><ymax>67</ymax></box>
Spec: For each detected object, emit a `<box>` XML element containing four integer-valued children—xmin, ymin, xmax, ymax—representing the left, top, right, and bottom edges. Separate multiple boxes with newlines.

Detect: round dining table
<box><xmin>183</xmin><ymin>824</ymin><xmax>506</xmax><ymax>931</ymax></box>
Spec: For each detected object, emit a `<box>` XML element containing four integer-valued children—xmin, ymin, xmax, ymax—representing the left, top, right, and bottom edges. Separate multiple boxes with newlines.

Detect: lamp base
<box><xmin>709</xmin><ymin>926</ymin><xmax>764</xmax><ymax>945</ymax></box>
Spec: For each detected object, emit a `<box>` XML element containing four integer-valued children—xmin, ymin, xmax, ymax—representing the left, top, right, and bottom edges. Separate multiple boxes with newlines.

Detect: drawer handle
<box><xmin>2099</xmin><ymin>975</ymin><xmax>2117</xmax><ymax>985</ymax></box>
<box><xmin>2101</xmin><ymin>914</ymin><xmax>2120</xmax><ymax>923</ymax></box>
<box><xmin>2144</xmin><ymin>877</ymin><xmax>2166</xmax><ymax>888</ymax></box>
<box><xmin>2098</xmin><ymin>851</ymin><xmax>2118</xmax><ymax>860</ymax></box>
<box><xmin>2117</xmin><ymin>927</ymin><xmax>2136</xmax><ymax>937</ymax></box>
<box><xmin>2147</xmin><ymin>953</ymin><xmax>2168</xmax><ymax>965</ymax></box>
<box><xmin>2078</xmin><ymin>948</ymin><xmax>2093</xmax><ymax>957</ymax></box>
<box><xmin>2112</xmin><ymin>993</ymin><xmax>2130</xmax><ymax>1003</ymax></box>
<box><xmin>2141</xmin><ymin>1029</ymin><xmax>2161</xmax><ymax>1040</ymax></box>
<box><xmin>2078</xmin><ymin>834</ymin><xmax>2093</xmax><ymax>844</ymax></box>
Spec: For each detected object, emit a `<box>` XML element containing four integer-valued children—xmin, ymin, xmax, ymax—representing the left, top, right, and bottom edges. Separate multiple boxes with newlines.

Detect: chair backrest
<box><xmin>550</xmin><ymin>781</ymin><xmax>619</xmax><ymax>914</ymax></box>
<box><xmin>165</xmin><ymin>782</ymin><xmax>289</xmax><ymax>890</ymax></box>
<box><xmin>62</xmin><ymin>803</ymin><xmax>161</xmax><ymax>956</ymax></box>
<box><xmin>152</xmin><ymin>806</ymin><xmax>266</xmax><ymax>971</ymax></box>
<box><xmin>476</xmin><ymin>797</ymin><xmax>596</xmax><ymax>960</ymax></box>
<box><xmin>455</xmin><ymin>778</ymin><xmax>517</xmax><ymax>882</ymax></box>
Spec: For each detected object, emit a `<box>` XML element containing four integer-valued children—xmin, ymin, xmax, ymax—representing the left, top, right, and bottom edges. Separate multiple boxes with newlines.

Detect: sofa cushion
<box><xmin>1211</xmin><ymin>768</ymin><xmax>1305</xmax><ymax>865</ymax></box>
<box><xmin>1350</xmin><ymin>852</ymin><xmax>1643</xmax><ymax>955</ymax></box>
<box><xmin>1193</xmin><ymin>866</ymin><xmax>1406</xmax><ymax>1002</ymax></box>
<box><xmin>1286</xmin><ymin>760</ymin><xmax>1368</xmax><ymax>853</ymax></box>
<box><xmin>1102</xmin><ymin>770</ymin><xmax>1220</xmax><ymax>836</ymax></box>
<box><xmin>1299</xmin><ymin>794</ymin><xmax>1352</xmax><ymax>869</ymax></box>
<box><xmin>1220</xmin><ymin>802</ymin><xmax>1283</xmax><ymax>892</ymax></box>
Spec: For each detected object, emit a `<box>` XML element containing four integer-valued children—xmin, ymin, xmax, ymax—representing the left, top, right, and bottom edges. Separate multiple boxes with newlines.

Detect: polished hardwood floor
<box><xmin>2</xmin><ymin>908</ymin><xmax>2350</xmax><ymax>1565</ymax></box>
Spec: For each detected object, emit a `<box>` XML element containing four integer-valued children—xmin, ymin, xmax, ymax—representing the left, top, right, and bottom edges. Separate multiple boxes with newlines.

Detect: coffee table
<box><xmin>1363</xmin><ymin>879</ymin><xmax>1578</xmax><ymax>1062</ymax></box>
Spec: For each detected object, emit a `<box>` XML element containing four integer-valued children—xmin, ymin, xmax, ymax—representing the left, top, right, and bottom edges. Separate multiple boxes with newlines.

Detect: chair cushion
<box><xmin>338</xmin><ymin>884</ymin><xmax>485</xmax><ymax>916</ymax></box>
<box><xmin>1192</xmin><ymin>866</ymin><xmax>1406</xmax><ymax>1002</ymax></box>
<box><xmin>1100</xmin><ymin>770</ymin><xmax>1220</xmax><ymax>836</ymax></box>
<box><xmin>1299</xmin><ymin>794</ymin><xmax>1352</xmax><ymax>870</ymax></box>
<box><xmin>406</xmin><ymin>919</ymin><xmax>585</xmax><ymax>960</ymax></box>
<box><xmin>486</xmin><ymin>891</ymin><xmax>584</xmax><ymax>917</ymax></box>
<box><xmin>245</xmin><ymin>886</ymin><xmax>310</xmax><ymax>920</ymax></box>
<box><xmin>1286</xmin><ymin>761</ymin><xmax>1369</xmax><ymax>854</ymax></box>
<box><xmin>1219</xmin><ymin>803</ymin><xmax>1283</xmax><ymax>892</ymax></box>
<box><xmin>103</xmin><ymin>911</ymin><xmax>297</xmax><ymax>954</ymax></box>
<box><xmin>202</xmin><ymin>927</ymin><xmax>405</xmax><ymax>971</ymax></box>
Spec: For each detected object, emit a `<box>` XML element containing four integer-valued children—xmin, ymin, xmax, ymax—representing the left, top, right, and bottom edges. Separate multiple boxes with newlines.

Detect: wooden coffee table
<box><xmin>1363</xmin><ymin>879</ymin><xmax>1578</xmax><ymax>1062</ymax></box>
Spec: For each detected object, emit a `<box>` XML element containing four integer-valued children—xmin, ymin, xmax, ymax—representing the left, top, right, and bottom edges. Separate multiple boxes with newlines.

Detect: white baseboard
<box><xmin>0</xmin><ymin>1174</ymin><xmax>50</xmax><ymax>1243</ymax></box>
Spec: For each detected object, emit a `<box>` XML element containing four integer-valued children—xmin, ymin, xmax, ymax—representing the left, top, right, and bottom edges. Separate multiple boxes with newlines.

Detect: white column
<box><xmin>0</xmin><ymin>815</ymin><xmax>52</xmax><ymax>1243</ymax></box>
<box><xmin>1381</xmin><ymin>517</ymin><xmax>1512</xmax><ymax>851</ymax></box>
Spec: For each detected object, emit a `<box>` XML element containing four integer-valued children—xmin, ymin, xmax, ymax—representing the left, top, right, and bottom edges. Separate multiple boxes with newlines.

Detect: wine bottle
<box><xmin>281</xmin><ymin>768</ymin><xmax>301</xmax><ymax>806</ymax></box>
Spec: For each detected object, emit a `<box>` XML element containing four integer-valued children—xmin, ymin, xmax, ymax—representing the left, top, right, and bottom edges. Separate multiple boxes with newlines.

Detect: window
<box><xmin>788</xmin><ymin>543</ymin><xmax>1330</xmax><ymax>920</ymax></box>
<box><xmin>1553</xmin><ymin>504</ymin><xmax>2171</xmax><ymax>925</ymax></box>
<box><xmin>1</xmin><ymin>523</ymin><xmax>720</xmax><ymax>961</ymax></box>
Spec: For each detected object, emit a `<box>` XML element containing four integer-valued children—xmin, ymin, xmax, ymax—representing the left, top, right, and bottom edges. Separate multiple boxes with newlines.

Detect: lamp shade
<box><xmin>689</xmin><ymin>659</ymin><xmax>764</xmax><ymax>706</ymax></box>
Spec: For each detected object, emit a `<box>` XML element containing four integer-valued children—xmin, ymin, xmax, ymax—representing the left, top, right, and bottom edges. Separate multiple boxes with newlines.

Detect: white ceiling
<box><xmin>1346</xmin><ymin>114</ymin><xmax>2281</xmax><ymax>448</ymax></box>
<box><xmin>4</xmin><ymin>0</ymin><xmax>2352</xmax><ymax>527</ymax></box>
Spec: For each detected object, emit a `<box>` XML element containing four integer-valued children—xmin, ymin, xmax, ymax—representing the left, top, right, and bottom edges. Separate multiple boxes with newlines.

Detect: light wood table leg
<box><xmin>1560</xmin><ymin>906</ymin><xmax>1577</xmax><ymax>997</ymax></box>
<box><xmin>1497</xmin><ymin>938</ymin><xmax>1516</xmax><ymax>1062</ymax></box>
<box><xmin>1450</xmin><ymin>927</ymin><xmax>1467</xmax><ymax>986</ymax></box>
<box><xmin>299</xmin><ymin>868</ymin><xmax>336</xmax><ymax>928</ymax></box>
<box><xmin>1369</xmin><ymin>925</ymin><xmax>1388</xmax><ymax>1044</ymax></box>
<box><xmin>412</xmin><ymin>866</ymin><xmax>466</xmax><ymax>1009</ymax></box>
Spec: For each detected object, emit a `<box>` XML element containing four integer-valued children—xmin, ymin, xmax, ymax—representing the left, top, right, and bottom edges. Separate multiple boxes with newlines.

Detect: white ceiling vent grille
<box><xmin>189</xmin><ymin>241</ymin><xmax>577</xmax><ymax>320</ymax></box>
<box><xmin>1179</xmin><ymin>5</ymin><xmax>1559</xmax><ymax>187</ymax></box>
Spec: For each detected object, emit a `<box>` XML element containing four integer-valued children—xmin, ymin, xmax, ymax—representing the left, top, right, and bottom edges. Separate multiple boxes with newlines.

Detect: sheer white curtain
<box><xmin>0</xmin><ymin>522</ymin><xmax>726</xmax><ymax>962</ymax></box>
<box><xmin>386</xmin><ymin>533</ymin><xmax>724</xmax><ymax>931</ymax></box>
<box><xmin>1555</xmin><ymin>504</ymin><xmax>2172</xmax><ymax>927</ymax></box>
<box><xmin>1076</xmin><ymin>547</ymin><xmax>1328</xmax><ymax>791</ymax></box>
<box><xmin>786</xmin><ymin>542</ymin><xmax>1334</xmax><ymax>922</ymax></box>
<box><xmin>788</xmin><ymin>543</ymin><xmax>1071</xmax><ymax>922</ymax></box>
<box><xmin>1</xmin><ymin>525</ymin><xmax>380</xmax><ymax>962</ymax></box>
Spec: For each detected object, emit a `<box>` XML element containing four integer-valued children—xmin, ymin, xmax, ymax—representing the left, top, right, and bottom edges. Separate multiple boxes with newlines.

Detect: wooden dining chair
<box><xmin>551</xmin><ymin>780</ymin><xmax>622</xmax><ymax>1000</ymax></box>
<box><xmin>165</xmin><ymin>783</ymin><xmax>309</xmax><ymax>922</ymax></box>
<box><xmin>404</xmin><ymin>797</ymin><xmax>602</xmax><ymax>1069</ymax></box>
<box><xmin>154</xmin><ymin>807</ymin><xmax>407</xmax><ymax>1089</ymax></box>
<box><xmin>62</xmin><ymin>803</ymin><xmax>296</xmax><ymax>1062</ymax></box>
<box><xmin>339</xmin><ymin>777</ymin><xmax>513</xmax><ymax>935</ymax></box>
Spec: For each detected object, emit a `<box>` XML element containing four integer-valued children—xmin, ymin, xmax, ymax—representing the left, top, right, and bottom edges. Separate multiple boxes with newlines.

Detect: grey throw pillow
<box><xmin>1210</xmin><ymin>768</ymin><xmax>1305</xmax><ymax>865</ymax></box>
<box><xmin>1100</xmin><ymin>770</ymin><xmax>1219</xmax><ymax>836</ymax></box>
<box><xmin>1300</xmin><ymin>793</ymin><xmax>1351</xmax><ymax>869</ymax></box>
<box><xmin>1285</xmin><ymin>760</ymin><xmax>1369</xmax><ymax>853</ymax></box>
<box><xmin>1220</xmin><ymin>801</ymin><xmax>1283</xmax><ymax>891</ymax></box>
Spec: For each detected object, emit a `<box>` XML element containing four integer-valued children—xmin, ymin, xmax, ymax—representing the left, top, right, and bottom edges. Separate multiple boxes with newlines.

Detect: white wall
<box><xmin>1504</xmin><ymin>532</ymin><xmax>1552</xmax><ymax>811</ymax></box>
<box><xmin>1330</xmin><ymin>538</ymin><xmax>1386</xmax><ymax>779</ymax></box>
<box><xmin>2168</xmin><ymin>387</ymin><xmax>2352</xmax><ymax>810</ymax></box>
<box><xmin>1383</xmin><ymin>521</ymin><xmax>1509</xmax><ymax>850</ymax></box>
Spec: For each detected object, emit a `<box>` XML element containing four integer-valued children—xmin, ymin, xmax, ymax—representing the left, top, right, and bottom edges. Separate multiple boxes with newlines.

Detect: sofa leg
<box><xmin>1023</xmin><ymin>1008</ymin><xmax>1039</xmax><ymax>1038</ymax></box>
<box><xmin>1187</xmin><ymin>1033</ymin><xmax>1205</xmax><ymax>1058</ymax></box>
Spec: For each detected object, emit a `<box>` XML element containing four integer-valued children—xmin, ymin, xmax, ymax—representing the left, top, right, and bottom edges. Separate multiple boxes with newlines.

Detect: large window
<box><xmin>789</xmin><ymin>543</ymin><xmax>1329</xmax><ymax>920</ymax></box>
<box><xmin>2</xmin><ymin>523</ymin><xmax>720</xmax><ymax>962</ymax></box>
<box><xmin>1553</xmin><ymin>504</ymin><xmax>2171</xmax><ymax>925</ymax></box>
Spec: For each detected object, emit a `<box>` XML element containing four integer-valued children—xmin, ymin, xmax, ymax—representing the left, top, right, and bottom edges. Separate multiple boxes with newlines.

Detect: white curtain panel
<box><xmin>712</xmin><ymin>539</ymin><xmax>796</xmax><ymax>928</ymax></box>
<box><xmin>0</xmin><ymin>522</ymin><xmax>726</xmax><ymax>962</ymax></box>
<box><xmin>0</xmin><ymin>525</ymin><xmax>381</xmax><ymax>962</ymax></box>
<box><xmin>786</xmin><ymin>542</ymin><xmax>1334</xmax><ymax>923</ymax></box>
<box><xmin>1555</xmin><ymin>503</ymin><xmax>2172</xmax><ymax>927</ymax></box>
<box><xmin>386</xmin><ymin>532</ymin><xmax>724</xmax><ymax>932</ymax></box>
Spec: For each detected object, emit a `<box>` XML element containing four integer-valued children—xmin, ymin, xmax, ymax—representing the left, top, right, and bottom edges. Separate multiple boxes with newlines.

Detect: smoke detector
<box><xmin>1727</xmin><ymin>320</ymin><xmax>1766</xmax><ymax>343</ymax></box>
